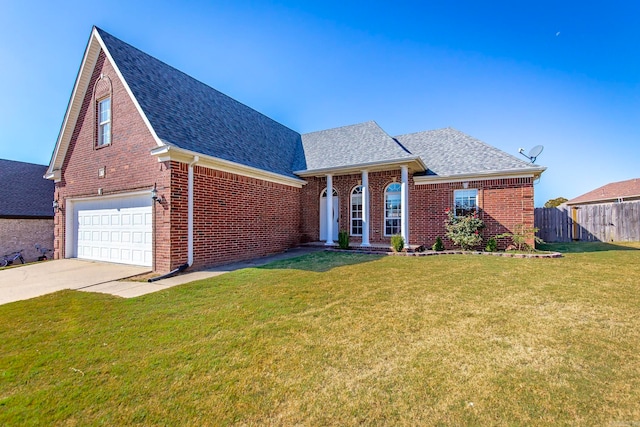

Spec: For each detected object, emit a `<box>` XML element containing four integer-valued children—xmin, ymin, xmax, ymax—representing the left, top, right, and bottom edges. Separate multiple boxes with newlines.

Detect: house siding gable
<box><xmin>53</xmin><ymin>50</ymin><xmax>171</xmax><ymax>270</ymax></box>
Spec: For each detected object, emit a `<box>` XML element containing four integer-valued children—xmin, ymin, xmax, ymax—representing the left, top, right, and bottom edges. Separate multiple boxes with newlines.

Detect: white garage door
<box><xmin>74</xmin><ymin>195</ymin><xmax>152</xmax><ymax>267</ymax></box>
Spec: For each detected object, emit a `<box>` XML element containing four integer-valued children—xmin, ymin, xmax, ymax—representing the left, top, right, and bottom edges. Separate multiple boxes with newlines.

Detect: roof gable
<box><xmin>567</xmin><ymin>178</ymin><xmax>640</xmax><ymax>205</ymax></box>
<box><xmin>0</xmin><ymin>159</ymin><xmax>54</xmax><ymax>218</ymax></box>
<box><xmin>95</xmin><ymin>28</ymin><xmax>304</xmax><ymax>178</ymax></box>
<box><xmin>300</xmin><ymin>121</ymin><xmax>418</xmax><ymax>172</ymax></box>
<box><xmin>395</xmin><ymin>128</ymin><xmax>543</xmax><ymax>177</ymax></box>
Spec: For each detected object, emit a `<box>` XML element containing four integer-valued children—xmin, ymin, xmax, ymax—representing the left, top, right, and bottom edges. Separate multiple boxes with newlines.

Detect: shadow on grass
<box><xmin>538</xmin><ymin>241</ymin><xmax>640</xmax><ymax>253</ymax></box>
<box><xmin>258</xmin><ymin>251</ymin><xmax>384</xmax><ymax>273</ymax></box>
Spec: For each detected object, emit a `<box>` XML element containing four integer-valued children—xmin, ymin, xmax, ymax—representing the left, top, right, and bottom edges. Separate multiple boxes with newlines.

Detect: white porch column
<box><xmin>325</xmin><ymin>174</ymin><xmax>334</xmax><ymax>245</ymax></box>
<box><xmin>361</xmin><ymin>170</ymin><xmax>370</xmax><ymax>246</ymax></box>
<box><xmin>400</xmin><ymin>165</ymin><xmax>409</xmax><ymax>245</ymax></box>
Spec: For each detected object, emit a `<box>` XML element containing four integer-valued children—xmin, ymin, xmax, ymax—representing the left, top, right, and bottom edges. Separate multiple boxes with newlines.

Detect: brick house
<box><xmin>1</xmin><ymin>159</ymin><xmax>54</xmax><ymax>262</ymax></box>
<box><xmin>46</xmin><ymin>27</ymin><xmax>545</xmax><ymax>273</ymax></box>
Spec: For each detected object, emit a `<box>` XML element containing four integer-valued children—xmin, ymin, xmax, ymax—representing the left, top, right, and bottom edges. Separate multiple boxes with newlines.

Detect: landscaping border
<box><xmin>327</xmin><ymin>248</ymin><xmax>563</xmax><ymax>259</ymax></box>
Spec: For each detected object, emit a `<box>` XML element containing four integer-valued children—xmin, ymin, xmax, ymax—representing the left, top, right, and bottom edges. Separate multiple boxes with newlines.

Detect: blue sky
<box><xmin>1</xmin><ymin>0</ymin><xmax>639</xmax><ymax>206</ymax></box>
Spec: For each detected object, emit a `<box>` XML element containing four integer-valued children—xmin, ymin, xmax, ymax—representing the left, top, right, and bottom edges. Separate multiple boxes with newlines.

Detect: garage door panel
<box><xmin>75</xmin><ymin>196</ymin><xmax>152</xmax><ymax>267</ymax></box>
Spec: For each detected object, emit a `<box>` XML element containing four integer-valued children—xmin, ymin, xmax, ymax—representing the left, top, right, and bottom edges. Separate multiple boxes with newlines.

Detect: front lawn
<box><xmin>1</xmin><ymin>243</ymin><xmax>640</xmax><ymax>425</ymax></box>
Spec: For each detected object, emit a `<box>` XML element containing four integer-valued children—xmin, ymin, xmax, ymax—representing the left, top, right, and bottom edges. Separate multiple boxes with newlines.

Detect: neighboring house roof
<box><xmin>0</xmin><ymin>159</ymin><xmax>54</xmax><ymax>218</ymax></box>
<box><xmin>299</xmin><ymin>121</ymin><xmax>421</xmax><ymax>173</ymax></box>
<box><xmin>566</xmin><ymin>178</ymin><xmax>640</xmax><ymax>205</ymax></box>
<box><xmin>395</xmin><ymin>128</ymin><xmax>542</xmax><ymax>177</ymax></box>
<box><xmin>95</xmin><ymin>28</ymin><xmax>304</xmax><ymax>179</ymax></box>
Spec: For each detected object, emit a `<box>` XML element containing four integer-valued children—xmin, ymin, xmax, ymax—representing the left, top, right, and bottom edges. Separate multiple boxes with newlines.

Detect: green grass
<box><xmin>2</xmin><ymin>244</ymin><xmax>640</xmax><ymax>425</ymax></box>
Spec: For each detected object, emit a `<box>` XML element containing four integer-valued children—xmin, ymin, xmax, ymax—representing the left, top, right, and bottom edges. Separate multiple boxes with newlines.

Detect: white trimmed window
<box><xmin>351</xmin><ymin>186</ymin><xmax>363</xmax><ymax>236</ymax></box>
<box><xmin>384</xmin><ymin>183</ymin><xmax>402</xmax><ymax>236</ymax></box>
<box><xmin>454</xmin><ymin>189</ymin><xmax>478</xmax><ymax>216</ymax></box>
<box><xmin>97</xmin><ymin>97</ymin><xmax>111</xmax><ymax>146</ymax></box>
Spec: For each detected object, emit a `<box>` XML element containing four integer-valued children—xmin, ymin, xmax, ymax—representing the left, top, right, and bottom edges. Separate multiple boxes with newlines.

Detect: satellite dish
<box><xmin>518</xmin><ymin>145</ymin><xmax>544</xmax><ymax>163</ymax></box>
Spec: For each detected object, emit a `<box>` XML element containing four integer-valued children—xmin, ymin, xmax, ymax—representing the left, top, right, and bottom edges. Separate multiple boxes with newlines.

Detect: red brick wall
<box><xmin>411</xmin><ymin>177</ymin><xmax>535</xmax><ymax>249</ymax></box>
<box><xmin>182</xmin><ymin>165</ymin><xmax>302</xmax><ymax>268</ymax></box>
<box><xmin>300</xmin><ymin>172</ymin><xmax>535</xmax><ymax>249</ymax></box>
<box><xmin>53</xmin><ymin>50</ymin><xmax>172</xmax><ymax>271</ymax></box>
<box><xmin>301</xmin><ymin>170</ymin><xmax>405</xmax><ymax>244</ymax></box>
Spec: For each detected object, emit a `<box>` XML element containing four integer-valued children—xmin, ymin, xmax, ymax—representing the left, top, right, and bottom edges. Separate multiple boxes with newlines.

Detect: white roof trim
<box><xmin>46</xmin><ymin>27</ymin><xmax>165</xmax><ymax>182</ymax></box>
<box><xmin>413</xmin><ymin>167</ymin><xmax>546</xmax><ymax>185</ymax></box>
<box><xmin>295</xmin><ymin>157</ymin><xmax>426</xmax><ymax>177</ymax></box>
<box><xmin>151</xmin><ymin>145</ymin><xmax>307</xmax><ymax>188</ymax></box>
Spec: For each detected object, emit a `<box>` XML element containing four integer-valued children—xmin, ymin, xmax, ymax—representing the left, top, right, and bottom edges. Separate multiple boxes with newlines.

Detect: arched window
<box><xmin>93</xmin><ymin>74</ymin><xmax>112</xmax><ymax>148</ymax></box>
<box><xmin>321</xmin><ymin>188</ymin><xmax>338</xmax><ymax>198</ymax></box>
<box><xmin>384</xmin><ymin>183</ymin><xmax>402</xmax><ymax>236</ymax></box>
<box><xmin>350</xmin><ymin>186</ymin><xmax>363</xmax><ymax>236</ymax></box>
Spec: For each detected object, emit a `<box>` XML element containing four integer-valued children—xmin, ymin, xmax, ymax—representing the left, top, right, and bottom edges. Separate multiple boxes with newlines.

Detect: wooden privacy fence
<box><xmin>535</xmin><ymin>201</ymin><xmax>640</xmax><ymax>242</ymax></box>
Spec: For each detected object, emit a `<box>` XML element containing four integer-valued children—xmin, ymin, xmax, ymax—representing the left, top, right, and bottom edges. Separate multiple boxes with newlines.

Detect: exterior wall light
<box><xmin>53</xmin><ymin>199</ymin><xmax>62</xmax><ymax>213</ymax></box>
<box><xmin>151</xmin><ymin>184</ymin><xmax>162</xmax><ymax>204</ymax></box>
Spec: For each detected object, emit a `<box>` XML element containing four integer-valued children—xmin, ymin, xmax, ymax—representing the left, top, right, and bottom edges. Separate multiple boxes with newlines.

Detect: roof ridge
<box><xmin>302</xmin><ymin>120</ymin><xmax>378</xmax><ymax>136</ymax></box>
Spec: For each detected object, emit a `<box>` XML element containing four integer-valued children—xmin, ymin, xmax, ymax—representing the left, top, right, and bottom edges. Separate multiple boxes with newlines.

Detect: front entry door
<box><xmin>320</xmin><ymin>189</ymin><xmax>339</xmax><ymax>242</ymax></box>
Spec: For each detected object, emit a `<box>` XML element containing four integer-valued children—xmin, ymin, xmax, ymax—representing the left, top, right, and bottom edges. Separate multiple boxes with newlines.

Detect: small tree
<box><xmin>390</xmin><ymin>234</ymin><xmax>404</xmax><ymax>252</ymax></box>
<box><xmin>496</xmin><ymin>224</ymin><xmax>544</xmax><ymax>252</ymax></box>
<box><xmin>432</xmin><ymin>236</ymin><xmax>445</xmax><ymax>251</ymax></box>
<box><xmin>338</xmin><ymin>231</ymin><xmax>349</xmax><ymax>249</ymax></box>
<box><xmin>544</xmin><ymin>197</ymin><xmax>568</xmax><ymax>208</ymax></box>
<box><xmin>444</xmin><ymin>209</ymin><xmax>484</xmax><ymax>250</ymax></box>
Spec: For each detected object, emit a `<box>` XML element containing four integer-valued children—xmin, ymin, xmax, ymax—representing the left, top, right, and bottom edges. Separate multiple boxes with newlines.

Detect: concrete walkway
<box><xmin>77</xmin><ymin>246</ymin><xmax>326</xmax><ymax>299</ymax></box>
<box><xmin>1</xmin><ymin>247</ymin><xmax>324</xmax><ymax>304</ymax></box>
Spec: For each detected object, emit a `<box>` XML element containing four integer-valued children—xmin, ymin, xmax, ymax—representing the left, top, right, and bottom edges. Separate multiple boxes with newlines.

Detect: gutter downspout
<box><xmin>148</xmin><ymin>155</ymin><xmax>199</xmax><ymax>283</ymax></box>
<box><xmin>188</xmin><ymin>156</ymin><xmax>199</xmax><ymax>266</ymax></box>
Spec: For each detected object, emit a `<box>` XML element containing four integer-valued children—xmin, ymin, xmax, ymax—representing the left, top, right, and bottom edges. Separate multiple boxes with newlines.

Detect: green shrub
<box><xmin>485</xmin><ymin>237</ymin><xmax>498</xmax><ymax>252</ymax></box>
<box><xmin>496</xmin><ymin>224</ymin><xmax>544</xmax><ymax>252</ymax></box>
<box><xmin>390</xmin><ymin>234</ymin><xmax>404</xmax><ymax>252</ymax></box>
<box><xmin>444</xmin><ymin>209</ymin><xmax>484</xmax><ymax>250</ymax></box>
<box><xmin>432</xmin><ymin>236</ymin><xmax>445</xmax><ymax>251</ymax></box>
<box><xmin>338</xmin><ymin>231</ymin><xmax>350</xmax><ymax>250</ymax></box>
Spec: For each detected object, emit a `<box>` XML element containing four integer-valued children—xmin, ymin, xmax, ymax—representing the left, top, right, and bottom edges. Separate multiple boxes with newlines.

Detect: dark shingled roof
<box><xmin>395</xmin><ymin>128</ymin><xmax>539</xmax><ymax>176</ymax></box>
<box><xmin>96</xmin><ymin>27</ymin><xmax>305</xmax><ymax>178</ymax></box>
<box><xmin>300</xmin><ymin>121</ymin><xmax>415</xmax><ymax>171</ymax></box>
<box><xmin>86</xmin><ymin>29</ymin><xmax>543</xmax><ymax>180</ymax></box>
<box><xmin>0</xmin><ymin>159</ymin><xmax>54</xmax><ymax>218</ymax></box>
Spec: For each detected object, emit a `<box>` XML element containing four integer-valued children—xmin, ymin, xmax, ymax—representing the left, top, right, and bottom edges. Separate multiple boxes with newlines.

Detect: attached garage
<box><xmin>67</xmin><ymin>193</ymin><xmax>152</xmax><ymax>267</ymax></box>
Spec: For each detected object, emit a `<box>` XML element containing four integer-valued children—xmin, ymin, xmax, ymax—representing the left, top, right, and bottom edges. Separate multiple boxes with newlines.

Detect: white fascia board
<box><xmin>46</xmin><ymin>29</ymin><xmax>102</xmax><ymax>179</ymax></box>
<box><xmin>94</xmin><ymin>30</ymin><xmax>164</xmax><ymax>148</ymax></box>
<box><xmin>413</xmin><ymin>167</ymin><xmax>546</xmax><ymax>185</ymax></box>
<box><xmin>46</xmin><ymin>28</ymin><xmax>166</xmax><ymax>182</ymax></box>
<box><xmin>150</xmin><ymin>145</ymin><xmax>307</xmax><ymax>188</ymax></box>
<box><xmin>294</xmin><ymin>157</ymin><xmax>426</xmax><ymax>177</ymax></box>
<box><xmin>44</xmin><ymin>170</ymin><xmax>61</xmax><ymax>182</ymax></box>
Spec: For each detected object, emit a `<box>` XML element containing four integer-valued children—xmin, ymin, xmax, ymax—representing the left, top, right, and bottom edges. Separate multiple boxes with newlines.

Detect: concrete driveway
<box><xmin>0</xmin><ymin>259</ymin><xmax>150</xmax><ymax>305</ymax></box>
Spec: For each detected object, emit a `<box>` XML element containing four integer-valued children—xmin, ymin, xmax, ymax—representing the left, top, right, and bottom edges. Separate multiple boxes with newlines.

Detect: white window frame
<box><xmin>384</xmin><ymin>182</ymin><xmax>402</xmax><ymax>236</ymax></box>
<box><xmin>454</xmin><ymin>189</ymin><xmax>478</xmax><ymax>217</ymax></box>
<box><xmin>350</xmin><ymin>186</ymin><xmax>363</xmax><ymax>236</ymax></box>
<box><xmin>97</xmin><ymin>97</ymin><xmax>111</xmax><ymax>146</ymax></box>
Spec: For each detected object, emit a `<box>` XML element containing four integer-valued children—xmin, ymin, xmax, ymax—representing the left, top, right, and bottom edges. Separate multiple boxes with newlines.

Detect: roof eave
<box><xmin>47</xmin><ymin>27</ymin><xmax>165</xmax><ymax>181</ymax></box>
<box><xmin>46</xmin><ymin>27</ymin><xmax>102</xmax><ymax>178</ymax></box>
<box><xmin>413</xmin><ymin>166</ymin><xmax>546</xmax><ymax>185</ymax></box>
<box><xmin>294</xmin><ymin>157</ymin><xmax>426</xmax><ymax>177</ymax></box>
<box><xmin>151</xmin><ymin>145</ymin><xmax>307</xmax><ymax>188</ymax></box>
<box><xmin>566</xmin><ymin>194</ymin><xmax>640</xmax><ymax>205</ymax></box>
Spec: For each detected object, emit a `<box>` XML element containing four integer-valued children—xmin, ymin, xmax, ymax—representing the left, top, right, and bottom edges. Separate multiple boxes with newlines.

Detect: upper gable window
<box><xmin>97</xmin><ymin>97</ymin><xmax>111</xmax><ymax>147</ymax></box>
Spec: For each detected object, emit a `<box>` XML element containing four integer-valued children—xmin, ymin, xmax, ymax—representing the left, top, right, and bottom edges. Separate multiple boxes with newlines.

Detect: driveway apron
<box><xmin>0</xmin><ymin>259</ymin><xmax>149</xmax><ymax>305</ymax></box>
